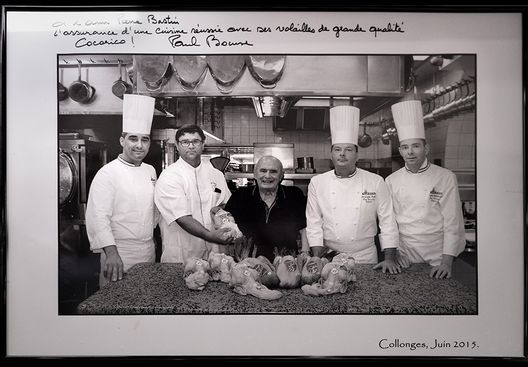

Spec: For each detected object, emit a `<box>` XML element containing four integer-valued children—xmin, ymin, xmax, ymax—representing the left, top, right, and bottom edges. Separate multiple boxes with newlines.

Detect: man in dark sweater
<box><xmin>225</xmin><ymin>155</ymin><xmax>308</xmax><ymax>262</ymax></box>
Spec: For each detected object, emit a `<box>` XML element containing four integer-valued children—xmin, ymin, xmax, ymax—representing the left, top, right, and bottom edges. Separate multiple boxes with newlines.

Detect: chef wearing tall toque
<box><xmin>305</xmin><ymin>106</ymin><xmax>401</xmax><ymax>273</ymax></box>
<box><xmin>86</xmin><ymin>94</ymin><xmax>158</xmax><ymax>287</ymax></box>
<box><xmin>386</xmin><ymin>100</ymin><xmax>465</xmax><ymax>279</ymax></box>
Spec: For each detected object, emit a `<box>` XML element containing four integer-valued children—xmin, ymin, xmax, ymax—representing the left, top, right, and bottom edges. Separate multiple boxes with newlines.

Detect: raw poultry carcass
<box><xmin>273</xmin><ymin>255</ymin><xmax>302</xmax><ymax>288</ymax></box>
<box><xmin>239</xmin><ymin>256</ymin><xmax>280</xmax><ymax>288</ymax></box>
<box><xmin>183</xmin><ymin>257</ymin><xmax>211</xmax><ymax>291</ymax></box>
<box><xmin>229</xmin><ymin>262</ymin><xmax>283</xmax><ymax>300</ymax></box>
<box><xmin>301</xmin><ymin>262</ymin><xmax>349</xmax><ymax>296</ymax></box>
<box><xmin>331</xmin><ymin>253</ymin><xmax>357</xmax><ymax>282</ymax></box>
<box><xmin>212</xmin><ymin>209</ymin><xmax>243</xmax><ymax>240</ymax></box>
<box><xmin>208</xmin><ymin>252</ymin><xmax>235</xmax><ymax>283</ymax></box>
<box><xmin>301</xmin><ymin>256</ymin><xmax>329</xmax><ymax>285</ymax></box>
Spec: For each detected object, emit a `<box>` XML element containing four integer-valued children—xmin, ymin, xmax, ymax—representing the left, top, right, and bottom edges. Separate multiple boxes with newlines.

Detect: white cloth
<box><xmin>122</xmin><ymin>94</ymin><xmax>155</xmax><ymax>134</ymax></box>
<box><xmin>306</xmin><ymin>168</ymin><xmax>399</xmax><ymax>264</ymax></box>
<box><xmin>154</xmin><ymin>158</ymin><xmax>231</xmax><ymax>263</ymax></box>
<box><xmin>330</xmin><ymin>105</ymin><xmax>360</xmax><ymax>145</ymax></box>
<box><xmin>86</xmin><ymin>157</ymin><xmax>158</xmax><ymax>273</ymax></box>
<box><xmin>385</xmin><ymin>161</ymin><xmax>466</xmax><ymax>266</ymax></box>
<box><xmin>391</xmin><ymin>100</ymin><xmax>425</xmax><ymax>141</ymax></box>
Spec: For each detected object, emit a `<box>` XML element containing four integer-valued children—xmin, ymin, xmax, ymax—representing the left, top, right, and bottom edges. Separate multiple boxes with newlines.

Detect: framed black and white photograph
<box><xmin>2</xmin><ymin>6</ymin><xmax>525</xmax><ymax>360</ymax></box>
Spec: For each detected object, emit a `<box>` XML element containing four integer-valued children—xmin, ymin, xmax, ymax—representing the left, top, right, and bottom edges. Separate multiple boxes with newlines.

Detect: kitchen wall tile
<box><xmin>458</xmin><ymin>145</ymin><xmax>474</xmax><ymax>159</ymax></box>
<box><xmin>445</xmin><ymin>146</ymin><xmax>459</xmax><ymax>159</ymax></box>
<box><xmin>458</xmin><ymin>159</ymin><xmax>473</xmax><ymax>168</ymax></box>
<box><xmin>446</xmin><ymin>132</ymin><xmax>460</xmax><ymax>146</ymax></box>
<box><xmin>444</xmin><ymin>158</ymin><xmax>458</xmax><ymax>169</ymax></box>
<box><xmin>459</xmin><ymin>133</ymin><xmax>473</xmax><ymax>146</ymax></box>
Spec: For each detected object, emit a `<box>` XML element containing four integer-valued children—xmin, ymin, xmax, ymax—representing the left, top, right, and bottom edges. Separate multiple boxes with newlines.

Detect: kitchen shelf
<box><xmin>225</xmin><ymin>172</ymin><xmax>317</xmax><ymax>180</ymax></box>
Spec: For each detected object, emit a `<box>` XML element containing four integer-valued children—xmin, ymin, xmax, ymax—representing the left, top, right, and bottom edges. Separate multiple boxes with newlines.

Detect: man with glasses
<box><xmin>154</xmin><ymin>124</ymin><xmax>233</xmax><ymax>263</ymax></box>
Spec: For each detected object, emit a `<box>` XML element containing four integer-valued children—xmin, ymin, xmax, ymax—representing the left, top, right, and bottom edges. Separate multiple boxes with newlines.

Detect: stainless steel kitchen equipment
<box><xmin>296</xmin><ymin>157</ymin><xmax>314</xmax><ymax>173</ymax></box>
<box><xmin>253</xmin><ymin>143</ymin><xmax>294</xmax><ymax>173</ymax></box>
<box><xmin>59</xmin><ymin>133</ymin><xmax>107</xmax><ymax>313</ymax></box>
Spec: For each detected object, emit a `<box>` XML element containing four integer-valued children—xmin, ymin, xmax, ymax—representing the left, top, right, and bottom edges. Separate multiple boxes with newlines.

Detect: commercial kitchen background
<box><xmin>58</xmin><ymin>54</ymin><xmax>476</xmax><ymax>314</ymax></box>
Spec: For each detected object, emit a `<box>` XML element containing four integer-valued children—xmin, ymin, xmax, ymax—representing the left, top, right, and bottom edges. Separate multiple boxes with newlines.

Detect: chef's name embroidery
<box><xmin>429</xmin><ymin>188</ymin><xmax>443</xmax><ymax>202</ymax></box>
<box><xmin>362</xmin><ymin>190</ymin><xmax>376</xmax><ymax>203</ymax></box>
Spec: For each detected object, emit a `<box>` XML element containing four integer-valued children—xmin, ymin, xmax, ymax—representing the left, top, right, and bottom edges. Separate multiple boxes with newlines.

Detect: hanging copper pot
<box><xmin>358</xmin><ymin>123</ymin><xmax>372</xmax><ymax>148</ymax></box>
<box><xmin>68</xmin><ymin>62</ymin><xmax>96</xmax><ymax>104</ymax></box>
<box><xmin>112</xmin><ymin>60</ymin><xmax>133</xmax><ymax>99</ymax></box>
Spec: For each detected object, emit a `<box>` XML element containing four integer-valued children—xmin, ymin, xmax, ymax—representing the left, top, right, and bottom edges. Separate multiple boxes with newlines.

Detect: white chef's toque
<box><xmin>391</xmin><ymin>100</ymin><xmax>425</xmax><ymax>141</ymax></box>
<box><xmin>122</xmin><ymin>94</ymin><xmax>155</xmax><ymax>135</ymax></box>
<box><xmin>330</xmin><ymin>105</ymin><xmax>360</xmax><ymax>145</ymax></box>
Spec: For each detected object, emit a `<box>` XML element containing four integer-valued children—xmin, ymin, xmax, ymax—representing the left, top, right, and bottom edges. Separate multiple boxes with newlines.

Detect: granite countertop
<box><xmin>77</xmin><ymin>263</ymin><xmax>477</xmax><ymax>315</ymax></box>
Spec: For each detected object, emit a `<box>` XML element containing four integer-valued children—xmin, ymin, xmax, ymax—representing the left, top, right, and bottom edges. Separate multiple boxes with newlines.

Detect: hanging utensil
<box><xmin>68</xmin><ymin>62</ymin><xmax>96</xmax><ymax>104</ymax></box>
<box><xmin>206</xmin><ymin>55</ymin><xmax>246</xmax><ymax>94</ymax></box>
<box><xmin>112</xmin><ymin>60</ymin><xmax>133</xmax><ymax>99</ymax></box>
<box><xmin>210</xmin><ymin>156</ymin><xmax>230</xmax><ymax>173</ymax></box>
<box><xmin>172</xmin><ymin>55</ymin><xmax>208</xmax><ymax>92</ymax></box>
<box><xmin>245</xmin><ymin>55</ymin><xmax>286</xmax><ymax>89</ymax></box>
<box><xmin>136</xmin><ymin>55</ymin><xmax>172</xmax><ymax>92</ymax></box>
<box><xmin>358</xmin><ymin>123</ymin><xmax>372</xmax><ymax>148</ymax></box>
<box><xmin>58</xmin><ymin>68</ymin><xmax>69</xmax><ymax>101</ymax></box>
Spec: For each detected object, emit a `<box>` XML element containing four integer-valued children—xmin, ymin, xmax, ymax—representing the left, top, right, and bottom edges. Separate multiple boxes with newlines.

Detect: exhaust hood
<box><xmin>251</xmin><ymin>96</ymin><xmax>300</xmax><ymax>118</ymax></box>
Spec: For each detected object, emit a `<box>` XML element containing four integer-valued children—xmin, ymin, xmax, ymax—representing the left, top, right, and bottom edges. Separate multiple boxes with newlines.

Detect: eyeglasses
<box><xmin>178</xmin><ymin>139</ymin><xmax>203</xmax><ymax>147</ymax></box>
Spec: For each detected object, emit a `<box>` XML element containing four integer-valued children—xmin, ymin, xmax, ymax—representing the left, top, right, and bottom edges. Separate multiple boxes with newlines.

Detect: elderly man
<box><xmin>386</xmin><ymin>100</ymin><xmax>466</xmax><ymax>279</ymax></box>
<box><xmin>154</xmin><ymin>124</ymin><xmax>233</xmax><ymax>264</ymax></box>
<box><xmin>224</xmin><ymin>155</ymin><xmax>308</xmax><ymax>262</ymax></box>
<box><xmin>86</xmin><ymin>94</ymin><xmax>158</xmax><ymax>286</ymax></box>
<box><xmin>305</xmin><ymin>105</ymin><xmax>401</xmax><ymax>273</ymax></box>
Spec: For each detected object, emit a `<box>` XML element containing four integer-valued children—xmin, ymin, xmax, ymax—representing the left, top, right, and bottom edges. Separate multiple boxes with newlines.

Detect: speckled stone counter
<box><xmin>77</xmin><ymin>263</ymin><xmax>477</xmax><ymax>315</ymax></box>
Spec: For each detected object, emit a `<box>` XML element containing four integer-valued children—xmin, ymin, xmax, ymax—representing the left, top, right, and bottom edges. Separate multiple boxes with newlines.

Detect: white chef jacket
<box><xmin>385</xmin><ymin>160</ymin><xmax>466</xmax><ymax>266</ymax></box>
<box><xmin>86</xmin><ymin>157</ymin><xmax>158</xmax><ymax>274</ymax></box>
<box><xmin>154</xmin><ymin>157</ymin><xmax>231</xmax><ymax>263</ymax></box>
<box><xmin>306</xmin><ymin>168</ymin><xmax>399</xmax><ymax>264</ymax></box>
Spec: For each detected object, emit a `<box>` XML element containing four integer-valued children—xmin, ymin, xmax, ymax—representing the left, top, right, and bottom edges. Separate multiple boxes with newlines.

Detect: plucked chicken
<box><xmin>229</xmin><ymin>262</ymin><xmax>283</xmax><ymax>300</ymax></box>
<box><xmin>208</xmin><ymin>252</ymin><xmax>235</xmax><ymax>283</ymax></box>
<box><xmin>273</xmin><ymin>255</ymin><xmax>302</xmax><ymax>289</ymax></box>
<box><xmin>301</xmin><ymin>262</ymin><xmax>349</xmax><ymax>296</ymax></box>
<box><xmin>239</xmin><ymin>256</ymin><xmax>280</xmax><ymax>288</ymax></box>
<box><xmin>183</xmin><ymin>257</ymin><xmax>211</xmax><ymax>291</ymax></box>
<box><xmin>301</xmin><ymin>256</ymin><xmax>329</xmax><ymax>285</ymax></box>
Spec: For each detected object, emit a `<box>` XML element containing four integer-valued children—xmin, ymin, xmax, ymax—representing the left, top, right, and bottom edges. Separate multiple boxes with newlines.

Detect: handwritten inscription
<box><xmin>50</xmin><ymin>15</ymin><xmax>406</xmax><ymax>49</ymax></box>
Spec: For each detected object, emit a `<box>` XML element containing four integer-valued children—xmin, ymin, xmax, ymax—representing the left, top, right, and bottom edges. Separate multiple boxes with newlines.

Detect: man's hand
<box><xmin>373</xmin><ymin>248</ymin><xmax>402</xmax><ymax>274</ymax></box>
<box><xmin>430</xmin><ymin>254</ymin><xmax>455</xmax><ymax>279</ymax></box>
<box><xmin>208</xmin><ymin>227</ymin><xmax>234</xmax><ymax>245</ymax></box>
<box><xmin>103</xmin><ymin>245</ymin><xmax>124</xmax><ymax>282</ymax></box>
<box><xmin>311</xmin><ymin>246</ymin><xmax>326</xmax><ymax>258</ymax></box>
<box><xmin>396</xmin><ymin>251</ymin><xmax>411</xmax><ymax>269</ymax></box>
<box><xmin>373</xmin><ymin>259</ymin><xmax>402</xmax><ymax>274</ymax></box>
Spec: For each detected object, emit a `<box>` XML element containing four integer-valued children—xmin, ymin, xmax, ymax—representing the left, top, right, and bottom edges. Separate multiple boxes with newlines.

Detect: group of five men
<box><xmin>85</xmin><ymin>94</ymin><xmax>466</xmax><ymax>287</ymax></box>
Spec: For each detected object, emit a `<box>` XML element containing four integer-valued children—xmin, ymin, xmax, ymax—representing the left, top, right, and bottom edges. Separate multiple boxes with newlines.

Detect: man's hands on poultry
<box><xmin>208</xmin><ymin>227</ymin><xmax>235</xmax><ymax>245</ymax></box>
